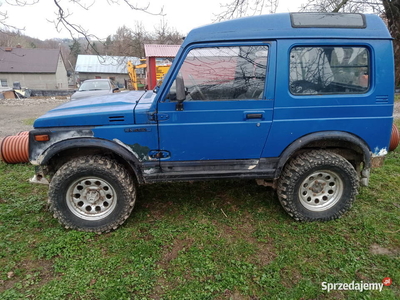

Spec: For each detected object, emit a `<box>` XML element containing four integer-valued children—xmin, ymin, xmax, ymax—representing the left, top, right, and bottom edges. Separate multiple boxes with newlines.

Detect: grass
<box><xmin>1</xmin><ymin>136</ymin><xmax>399</xmax><ymax>299</ymax></box>
<box><xmin>22</xmin><ymin>118</ymin><xmax>36</xmax><ymax>126</ymax></box>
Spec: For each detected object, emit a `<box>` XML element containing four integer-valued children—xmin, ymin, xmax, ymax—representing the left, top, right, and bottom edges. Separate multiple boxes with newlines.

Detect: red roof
<box><xmin>144</xmin><ymin>44</ymin><xmax>180</xmax><ymax>58</ymax></box>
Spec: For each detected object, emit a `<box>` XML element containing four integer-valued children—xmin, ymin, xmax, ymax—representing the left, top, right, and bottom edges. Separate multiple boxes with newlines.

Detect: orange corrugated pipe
<box><xmin>0</xmin><ymin>134</ymin><xmax>29</xmax><ymax>164</ymax></box>
<box><xmin>390</xmin><ymin>123</ymin><xmax>400</xmax><ymax>151</ymax></box>
<box><xmin>17</xmin><ymin>131</ymin><xmax>29</xmax><ymax>136</ymax></box>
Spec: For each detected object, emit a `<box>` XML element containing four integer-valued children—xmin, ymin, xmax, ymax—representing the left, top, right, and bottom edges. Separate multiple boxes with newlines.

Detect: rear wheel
<box><xmin>277</xmin><ymin>150</ymin><xmax>359</xmax><ymax>221</ymax></box>
<box><xmin>49</xmin><ymin>155</ymin><xmax>136</xmax><ymax>233</ymax></box>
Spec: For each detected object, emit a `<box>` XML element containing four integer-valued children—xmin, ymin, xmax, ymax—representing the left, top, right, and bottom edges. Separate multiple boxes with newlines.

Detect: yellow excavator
<box><xmin>127</xmin><ymin>60</ymin><xmax>146</xmax><ymax>90</ymax></box>
<box><xmin>127</xmin><ymin>60</ymin><xmax>171</xmax><ymax>90</ymax></box>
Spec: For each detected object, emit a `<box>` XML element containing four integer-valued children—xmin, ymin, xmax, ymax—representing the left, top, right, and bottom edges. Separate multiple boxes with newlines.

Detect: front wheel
<box><xmin>48</xmin><ymin>156</ymin><xmax>136</xmax><ymax>233</ymax></box>
<box><xmin>277</xmin><ymin>150</ymin><xmax>359</xmax><ymax>221</ymax></box>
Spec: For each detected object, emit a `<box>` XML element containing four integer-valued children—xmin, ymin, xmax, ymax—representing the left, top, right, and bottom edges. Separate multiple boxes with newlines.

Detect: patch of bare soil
<box><xmin>394</xmin><ymin>101</ymin><xmax>400</xmax><ymax>119</ymax></box>
<box><xmin>370</xmin><ymin>243</ymin><xmax>398</xmax><ymax>256</ymax></box>
<box><xmin>214</xmin><ymin>212</ymin><xmax>277</xmax><ymax>266</ymax></box>
<box><xmin>150</xmin><ymin>238</ymin><xmax>194</xmax><ymax>298</ymax></box>
<box><xmin>0</xmin><ymin>258</ymin><xmax>55</xmax><ymax>293</ymax></box>
<box><xmin>0</xmin><ymin>97</ymin><xmax>69</xmax><ymax>138</ymax></box>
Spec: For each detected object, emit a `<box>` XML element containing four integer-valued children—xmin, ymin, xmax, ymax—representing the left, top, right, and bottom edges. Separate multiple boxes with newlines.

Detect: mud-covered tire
<box><xmin>277</xmin><ymin>150</ymin><xmax>359</xmax><ymax>221</ymax></box>
<box><xmin>48</xmin><ymin>156</ymin><xmax>136</xmax><ymax>233</ymax></box>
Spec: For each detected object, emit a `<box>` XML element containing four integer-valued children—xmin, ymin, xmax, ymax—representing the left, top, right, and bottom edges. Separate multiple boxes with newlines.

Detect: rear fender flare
<box><xmin>274</xmin><ymin>131</ymin><xmax>371</xmax><ymax>179</ymax></box>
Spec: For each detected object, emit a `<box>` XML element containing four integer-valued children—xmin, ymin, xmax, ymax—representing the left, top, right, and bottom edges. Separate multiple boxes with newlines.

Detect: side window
<box><xmin>168</xmin><ymin>45</ymin><xmax>268</xmax><ymax>101</ymax></box>
<box><xmin>290</xmin><ymin>46</ymin><xmax>369</xmax><ymax>95</ymax></box>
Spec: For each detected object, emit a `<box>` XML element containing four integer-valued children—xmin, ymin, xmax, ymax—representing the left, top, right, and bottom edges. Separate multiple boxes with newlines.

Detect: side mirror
<box><xmin>175</xmin><ymin>75</ymin><xmax>186</xmax><ymax>111</ymax></box>
<box><xmin>113</xmin><ymin>87</ymin><xmax>119</xmax><ymax>93</ymax></box>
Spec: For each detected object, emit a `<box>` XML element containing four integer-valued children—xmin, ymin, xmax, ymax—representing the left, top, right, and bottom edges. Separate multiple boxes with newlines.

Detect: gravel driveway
<box><xmin>0</xmin><ymin>97</ymin><xmax>69</xmax><ymax>138</ymax></box>
<box><xmin>0</xmin><ymin>96</ymin><xmax>399</xmax><ymax>139</ymax></box>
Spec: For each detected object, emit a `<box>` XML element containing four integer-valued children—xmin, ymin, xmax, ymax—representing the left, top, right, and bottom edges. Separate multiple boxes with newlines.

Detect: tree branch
<box><xmin>332</xmin><ymin>0</ymin><xmax>350</xmax><ymax>12</ymax></box>
<box><xmin>214</xmin><ymin>0</ymin><xmax>279</xmax><ymax>22</ymax></box>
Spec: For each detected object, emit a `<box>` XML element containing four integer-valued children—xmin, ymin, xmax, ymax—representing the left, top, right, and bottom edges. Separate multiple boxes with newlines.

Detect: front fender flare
<box><xmin>38</xmin><ymin>138</ymin><xmax>144</xmax><ymax>182</ymax></box>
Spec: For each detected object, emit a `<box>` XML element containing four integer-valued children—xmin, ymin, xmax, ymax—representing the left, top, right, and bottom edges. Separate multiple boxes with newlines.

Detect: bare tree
<box><xmin>301</xmin><ymin>0</ymin><xmax>400</xmax><ymax>86</ymax></box>
<box><xmin>107</xmin><ymin>26</ymin><xmax>135</xmax><ymax>57</ymax></box>
<box><xmin>96</xmin><ymin>21</ymin><xmax>182</xmax><ymax>58</ymax></box>
<box><xmin>0</xmin><ymin>0</ymin><xmax>164</xmax><ymax>54</ymax></box>
<box><xmin>154</xmin><ymin>18</ymin><xmax>184</xmax><ymax>45</ymax></box>
<box><xmin>299</xmin><ymin>0</ymin><xmax>381</xmax><ymax>13</ymax></box>
<box><xmin>381</xmin><ymin>1</ymin><xmax>400</xmax><ymax>86</ymax></box>
<box><xmin>0</xmin><ymin>30</ymin><xmax>26</xmax><ymax>47</ymax></box>
<box><xmin>0</xmin><ymin>0</ymin><xmax>163</xmax><ymax>34</ymax></box>
<box><xmin>214</xmin><ymin>0</ymin><xmax>279</xmax><ymax>21</ymax></box>
<box><xmin>130</xmin><ymin>22</ymin><xmax>152</xmax><ymax>58</ymax></box>
<box><xmin>0</xmin><ymin>0</ymin><xmax>40</xmax><ymax>32</ymax></box>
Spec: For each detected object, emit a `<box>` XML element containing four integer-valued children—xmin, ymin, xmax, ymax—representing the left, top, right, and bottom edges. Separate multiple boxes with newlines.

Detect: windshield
<box><xmin>79</xmin><ymin>81</ymin><xmax>110</xmax><ymax>91</ymax></box>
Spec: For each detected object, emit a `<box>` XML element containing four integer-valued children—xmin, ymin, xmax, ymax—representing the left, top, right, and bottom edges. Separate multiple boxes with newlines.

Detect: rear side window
<box><xmin>289</xmin><ymin>46</ymin><xmax>369</xmax><ymax>95</ymax></box>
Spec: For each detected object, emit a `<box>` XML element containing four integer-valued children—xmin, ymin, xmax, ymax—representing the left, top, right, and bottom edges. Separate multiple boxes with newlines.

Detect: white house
<box><xmin>0</xmin><ymin>46</ymin><xmax>68</xmax><ymax>90</ymax></box>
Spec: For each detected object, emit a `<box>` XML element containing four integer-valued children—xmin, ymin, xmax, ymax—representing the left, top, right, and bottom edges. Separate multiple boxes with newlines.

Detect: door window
<box><xmin>168</xmin><ymin>46</ymin><xmax>268</xmax><ymax>101</ymax></box>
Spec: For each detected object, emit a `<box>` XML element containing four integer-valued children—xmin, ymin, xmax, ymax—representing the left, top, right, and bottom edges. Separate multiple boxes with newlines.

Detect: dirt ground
<box><xmin>0</xmin><ymin>97</ymin><xmax>69</xmax><ymax>138</ymax></box>
<box><xmin>0</xmin><ymin>96</ymin><xmax>399</xmax><ymax>139</ymax></box>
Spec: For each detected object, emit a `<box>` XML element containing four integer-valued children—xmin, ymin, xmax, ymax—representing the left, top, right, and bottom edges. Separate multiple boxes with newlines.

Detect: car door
<box><xmin>156</xmin><ymin>42</ymin><xmax>276</xmax><ymax>171</ymax></box>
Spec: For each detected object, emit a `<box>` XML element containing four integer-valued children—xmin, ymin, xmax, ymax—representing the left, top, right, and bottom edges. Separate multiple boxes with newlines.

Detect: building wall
<box><xmin>55</xmin><ymin>56</ymin><xmax>69</xmax><ymax>89</ymax></box>
<box><xmin>0</xmin><ymin>73</ymin><xmax>62</xmax><ymax>89</ymax></box>
<box><xmin>0</xmin><ymin>54</ymin><xmax>68</xmax><ymax>90</ymax></box>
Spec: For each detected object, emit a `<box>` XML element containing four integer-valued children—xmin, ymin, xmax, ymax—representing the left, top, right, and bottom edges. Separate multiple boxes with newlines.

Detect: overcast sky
<box><xmin>0</xmin><ymin>0</ymin><xmax>303</xmax><ymax>40</ymax></box>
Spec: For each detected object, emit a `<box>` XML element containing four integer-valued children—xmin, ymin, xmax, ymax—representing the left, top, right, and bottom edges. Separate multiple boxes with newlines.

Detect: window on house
<box><xmin>1</xmin><ymin>79</ymin><xmax>8</xmax><ymax>87</ymax></box>
<box><xmin>289</xmin><ymin>46</ymin><xmax>370</xmax><ymax>95</ymax></box>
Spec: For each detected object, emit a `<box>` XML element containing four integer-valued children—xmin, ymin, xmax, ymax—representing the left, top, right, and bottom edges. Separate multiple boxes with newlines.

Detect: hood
<box><xmin>34</xmin><ymin>91</ymin><xmax>146</xmax><ymax>128</ymax></box>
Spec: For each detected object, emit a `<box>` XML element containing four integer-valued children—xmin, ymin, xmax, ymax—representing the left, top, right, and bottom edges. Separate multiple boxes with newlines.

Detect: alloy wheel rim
<box><xmin>298</xmin><ymin>170</ymin><xmax>343</xmax><ymax>211</ymax></box>
<box><xmin>66</xmin><ymin>177</ymin><xmax>117</xmax><ymax>220</ymax></box>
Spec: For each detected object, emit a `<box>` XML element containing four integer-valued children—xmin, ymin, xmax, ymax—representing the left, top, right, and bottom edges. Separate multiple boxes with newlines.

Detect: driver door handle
<box><xmin>246</xmin><ymin>113</ymin><xmax>263</xmax><ymax>119</ymax></box>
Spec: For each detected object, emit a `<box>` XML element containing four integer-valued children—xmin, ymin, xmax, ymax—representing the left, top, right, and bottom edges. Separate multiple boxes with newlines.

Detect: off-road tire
<box><xmin>277</xmin><ymin>150</ymin><xmax>359</xmax><ymax>221</ymax></box>
<box><xmin>48</xmin><ymin>155</ymin><xmax>136</xmax><ymax>233</ymax></box>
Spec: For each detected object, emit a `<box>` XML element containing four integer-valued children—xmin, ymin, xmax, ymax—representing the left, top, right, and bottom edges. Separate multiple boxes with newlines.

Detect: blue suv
<box><xmin>29</xmin><ymin>13</ymin><xmax>395</xmax><ymax>232</ymax></box>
